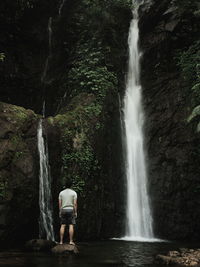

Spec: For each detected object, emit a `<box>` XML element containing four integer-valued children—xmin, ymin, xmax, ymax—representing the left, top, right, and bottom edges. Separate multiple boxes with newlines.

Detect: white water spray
<box><xmin>37</xmin><ymin>115</ymin><xmax>55</xmax><ymax>241</ymax></box>
<box><xmin>123</xmin><ymin>0</ymin><xmax>154</xmax><ymax>240</ymax></box>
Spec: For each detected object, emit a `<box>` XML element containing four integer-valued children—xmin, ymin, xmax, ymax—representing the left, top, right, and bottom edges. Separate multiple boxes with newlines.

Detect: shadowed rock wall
<box><xmin>0</xmin><ymin>102</ymin><xmax>39</xmax><ymax>247</ymax></box>
<box><xmin>139</xmin><ymin>0</ymin><xmax>200</xmax><ymax>240</ymax></box>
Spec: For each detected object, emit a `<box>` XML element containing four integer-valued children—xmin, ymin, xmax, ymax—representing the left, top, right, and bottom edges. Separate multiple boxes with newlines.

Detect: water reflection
<box><xmin>0</xmin><ymin>240</ymin><xmax>194</xmax><ymax>267</ymax></box>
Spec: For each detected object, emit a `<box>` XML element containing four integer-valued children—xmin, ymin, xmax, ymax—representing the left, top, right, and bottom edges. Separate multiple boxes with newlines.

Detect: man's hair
<box><xmin>65</xmin><ymin>179</ymin><xmax>73</xmax><ymax>188</ymax></box>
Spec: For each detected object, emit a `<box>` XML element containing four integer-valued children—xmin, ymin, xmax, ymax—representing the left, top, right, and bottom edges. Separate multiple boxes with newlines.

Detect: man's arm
<box><xmin>74</xmin><ymin>198</ymin><xmax>77</xmax><ymax>217</ymax></box>
<box><xmin>59</xmin><ymin>198</ymin><xmax>62</xmax><ymax>217</ymax></box>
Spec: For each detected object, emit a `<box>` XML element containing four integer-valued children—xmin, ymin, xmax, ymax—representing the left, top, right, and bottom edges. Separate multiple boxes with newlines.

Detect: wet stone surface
<box><xmin>155</xmin><ymin>248</ymin><xmax>200</xmax><ymax>266</ymax></box>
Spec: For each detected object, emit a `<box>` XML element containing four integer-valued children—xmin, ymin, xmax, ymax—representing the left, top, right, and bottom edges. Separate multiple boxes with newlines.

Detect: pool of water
<box><xmin>0</xmin><ymin>240</ymin><xmax>198</xmax><ymax>267</ymax></box>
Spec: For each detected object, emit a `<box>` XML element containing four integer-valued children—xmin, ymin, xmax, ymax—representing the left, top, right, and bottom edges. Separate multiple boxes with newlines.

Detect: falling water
<box><xmin>58</xmin><ymin>0</ymin><xmax>66</xmax><ymax>16</ymax></box>
<box><xmin>41</xmin><ymin>17</ymin><xmax>52</xmax><ymax>83</ymax></box>
<box><xmin>123</xmin><ymin>0</ymin><xmax>154</xmax><ymax>240</ymax></box>
<box><xmin>37</xmin><ymin>117</ymin><xmax>55</xmax><ymax>241</ymax></box>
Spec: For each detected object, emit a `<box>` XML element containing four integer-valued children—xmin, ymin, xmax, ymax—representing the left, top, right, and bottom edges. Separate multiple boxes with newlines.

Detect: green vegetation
<box><xmin>177</xmin><ymin>41</ymin><xmax>200</xmax><ymax>130</ymax></box>
<box><xmin>0</xmin><ymin>53</ymin><xmax>5</xmax><ymax>62</ymax></box>
<box><xmin>14</xmin><ymin>151</ymin><xmax>24</xmax><ymax>160</ymax></box>
<box><xmin>68</xmin><ymin>40</ymin><xmax>118</xmax><ymax>100</ymax></box>
<box><xmin>55</xmin><ymin>95</ymin><xmax>101</xmax><ymax>195</ymax></box>
<box><xmin>0</xmin><ymin>181</ymin><xmax>7</xmax><ymax>200</ymax></box>
<box><xmin>173</xmin><ymin>0</ymin><xmax>200</xmax><ymax>12</ymax></box>
<box><xmin>17</xmin><ymin>0</ymin><xmax>35</xmax><ymax>11</ymax></box>
<box><xmin>55</xmin><ymin>0</ymin><xmax>131</xmax><ymax>194</ymax></box>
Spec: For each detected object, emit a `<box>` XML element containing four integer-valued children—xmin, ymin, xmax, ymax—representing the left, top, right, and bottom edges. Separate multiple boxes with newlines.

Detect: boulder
<box><xmin>155</xmin><ymin>249</ymin><xmax>200</xmax><ymax>266</ymax></box>
<box><xmin>51</xmin><ymin>244</ymin><xmax>79</xmax><ymax>254</ymax></box>
<box><xmin>0</xmin><ymin>102</ymin><xmax>39</xmax><ymax>247</ymax></box>
<box><xmin>25</xmin><ymin>239</ymin><xmax>56</xmax><ymax>252</ymax></box>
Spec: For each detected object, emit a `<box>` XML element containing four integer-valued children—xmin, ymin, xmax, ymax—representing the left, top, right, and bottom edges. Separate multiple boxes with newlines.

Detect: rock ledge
<box><xmin>52</xmin><ymin>244</ymin><xmax>79</xmax><ymax>254</ymax></box>
<box><xmin>155</xmin><ymin>248</ymin><xmax>200</xmax><ymax>266</ymax></box>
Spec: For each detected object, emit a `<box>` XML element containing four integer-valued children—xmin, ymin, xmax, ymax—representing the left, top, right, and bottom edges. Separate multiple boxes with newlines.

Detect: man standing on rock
<box><xmin>58</xmin><ymin>180</ymin><xmax>77</xmax><ymax>245</ymax></box>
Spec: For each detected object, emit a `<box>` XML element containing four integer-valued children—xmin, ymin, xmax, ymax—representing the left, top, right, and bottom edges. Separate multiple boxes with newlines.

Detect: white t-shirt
<box><xmin>59</xmin><ymin>188</ymin><xmax>77</xmax><ymax>209</ymax></box>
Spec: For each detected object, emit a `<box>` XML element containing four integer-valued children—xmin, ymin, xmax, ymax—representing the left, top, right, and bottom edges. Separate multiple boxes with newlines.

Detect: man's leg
<box><xmin>59</xmin><ymin>224</ymin><xmax>66</xmax><ymax>244</ymax></box>
<box><xmin>69</xmin><ymin>224</ymin><xmax>75</xmax><ymax>245</ymax></box>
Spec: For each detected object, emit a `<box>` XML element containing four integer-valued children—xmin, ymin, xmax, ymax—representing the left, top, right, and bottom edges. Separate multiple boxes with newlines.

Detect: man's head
<box><xmin>65</xmin><ymin>179</ymin><xmax>73</xmax><ymax>189</ymax></box>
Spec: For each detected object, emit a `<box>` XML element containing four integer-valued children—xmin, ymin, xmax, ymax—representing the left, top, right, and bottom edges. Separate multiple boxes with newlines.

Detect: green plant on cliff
<box><xmin>177</xmin><ymin>41</ymin><xmax>200</xmax><ymax>130</ymax></box>
<box><xmin>56</xmin><ymin>0</ymin><xmax>130</xmax><ymax>197</ymax></box>
<box><xmin>56</xmin><ymin>94</ymin><xmax>102</xmax><ymax>195</ymax></box>
<box><xmin>0</xmin><ymin>181</ymin><xmax>7</xmax><ymax>200</ymax></box>
<box><xmin>61</xmin><ymin>131</ymin><xmax>99</xmax><ymax>195</ymax></box>
<box><xmin>0</xmin><ymin>53</ymin><xmax>5</xmax><ymax>62</ymax></box>
<box><xmin>187</xmin><ymin>69</ymin><xmax>200</xmax><ymax>130</ymax></box>
<box><xmin>18</xmin><ymin>0</ymin><xmax>35</xmax><ymax>10</ymax></box>
<box><xmin>173</xmin><ymin>0</ymin><xmax>200</xmax><ymax>12</ymax></box>
<box><xmin>67</xmin><ymin>40</ymin><xmax>118</xmax><ymax>101</ymax></box>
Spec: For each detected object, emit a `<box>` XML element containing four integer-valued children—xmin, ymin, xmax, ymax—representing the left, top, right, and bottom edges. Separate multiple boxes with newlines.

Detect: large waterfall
<box><xmin>37</xmin><ymin>119</ymin><xmax>55</xmax><ymax>241</ymax></box>
<box><xmin>123</xmin><ymin>0</ymin><xmax>154</xmax><ymax>240</ymax></box>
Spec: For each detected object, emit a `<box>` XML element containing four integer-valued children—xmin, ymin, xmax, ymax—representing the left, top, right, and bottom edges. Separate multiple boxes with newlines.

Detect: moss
<box><xmin>13</xmin><ymin>151</ymin><xmax>24</xmax><ymax>162</ymax></box>
<box><xmin>9</xmin><ymin>135</ymin><xmax>26</xmax><ymax>151</ymax></box>
<box><xmin>176</xmin><ymin>41</ymin><xmax>200</xmax><ymax>130</ymax></box>
<box><xmin>53</xmin><ymin>93</ymin><xmax>102</xmax><ymax>195</ymax></box>
<box><xmin>47</xmin><ymin>116</ymin><xmax>54</xmax><ymax>125</ymax></box>
<box><xmin>0</xmin><ymin>174</ymin><xmax>9</xmax><ymax>201</ymax></box>
<box><xmin>0</xmin><ymin>102</ymin><xmax>37</xmax><ymax>130</ymax></box>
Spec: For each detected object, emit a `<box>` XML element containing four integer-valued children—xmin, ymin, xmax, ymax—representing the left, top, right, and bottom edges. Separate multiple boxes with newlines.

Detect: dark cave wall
<box><xmin>0</xmin><ymin>102</ymin><xmax>39</xmax><ymax>247</ymax></box>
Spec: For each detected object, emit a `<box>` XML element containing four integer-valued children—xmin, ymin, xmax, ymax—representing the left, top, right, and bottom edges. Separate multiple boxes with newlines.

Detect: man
<box><xmin>58</xmin><ymin>180</ymin><xmax>77</xmax><ymax>245</ymax></box>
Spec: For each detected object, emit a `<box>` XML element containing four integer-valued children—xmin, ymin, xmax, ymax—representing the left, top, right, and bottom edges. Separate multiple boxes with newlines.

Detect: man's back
<box><xmin>59</xmin><ymin>188</ymin><xmax>77</xmax><ymax>209</ymax></box>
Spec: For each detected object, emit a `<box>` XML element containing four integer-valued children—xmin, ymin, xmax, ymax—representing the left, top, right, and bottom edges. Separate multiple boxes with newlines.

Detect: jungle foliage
<box><xmin>177</xmin><ymin>41</ymin><xmax>200</xmax><ymax>130</ymax></box>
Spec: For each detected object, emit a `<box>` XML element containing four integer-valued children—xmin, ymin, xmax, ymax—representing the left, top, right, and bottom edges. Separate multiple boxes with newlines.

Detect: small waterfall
<box><xmin>42</xmin><ymin>100</ymin><xmax>46</xmax><ymax>118</ymax></box>
<box><xmin>58</xmin><ymin>0</ymin><xmax>66</xmax><ymax>16</ymax></box>
<box><xmin>37</xmin><ymin>109</ymin><xmax>55</xmax><ymax>241</ymax></box>
<box><xmin>41</xmin><ymin>17</ymin><xmax>53</xmax><ymax>83</ymax></box>
<box><xmin>123</xmin><ymin>0</ymin><xmax>154</xmax><ymax>240</ymax></box>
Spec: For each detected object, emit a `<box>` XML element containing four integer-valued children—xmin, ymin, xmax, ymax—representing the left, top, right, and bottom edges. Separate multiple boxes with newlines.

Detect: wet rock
<box><xmin>165</xmin><ymin>19</ymin><xmax>180</xmax><ymax>32</ymax></box>
<box><xmin>140</xmin><ymin>0</ymin><xmax>200</xmax><ymax>241</ymax></box>
<box><xmin>51</xmin><ymin>244</ymin><xmax>79</xmax><ymax>254</ymax></box>
<box><xmin>25</xmin><ymin>239</ymin><xmax>56</xmax><ymax>251</ymax></box>
<box><xmin>155</xmin><ymin>248</ymin><xmax>200</xmax><ymax>266</ymax></box>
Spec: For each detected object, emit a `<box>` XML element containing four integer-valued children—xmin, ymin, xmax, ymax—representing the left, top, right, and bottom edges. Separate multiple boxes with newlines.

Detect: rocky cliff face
<box><xmin>0</xmin><ymin>0</ymin><xmax>131</xmax><ymax>245</ymax></box>
<box><xmin>139</xmin><ymin>0</ymin><xmax>200</xmax><ymax>240</ymax></box>
<box><xmin>47</xmin><ymin>92</ymin><xmax>125</xmax><ymax>240</ymax></box>
<box><xmin>0</xmin><ymin>89</ymin><xmax>124</xmax><ymax>246</ymax></box>
<box><xmin>0</xmin><ymin>102</ymin><xmax>39</xmax><ymax>247</ymax></box>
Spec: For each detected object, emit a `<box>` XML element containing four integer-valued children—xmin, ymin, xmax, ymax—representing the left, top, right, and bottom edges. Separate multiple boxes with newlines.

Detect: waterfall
<box><xmin>123</xmin><ymin>0</ymin><xmax>154</xmax><ymax>240</ymax></box>
<box><xmin>37</xmin><ymin>117</ymin><xmax>55</xmax><ymax>241</ymax></box>
<box><xmin>41</xmin><ymin>17</ymin><xmax>53</xmax><ymax>83</ymax></box>
<box><xmin>58</xmin><ymin>0</ymin><xmax>66</xmax><ymax>16</ymax></box>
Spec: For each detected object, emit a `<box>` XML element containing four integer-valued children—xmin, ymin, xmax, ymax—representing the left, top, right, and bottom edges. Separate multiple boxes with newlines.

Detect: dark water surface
<box><xmin>0</xmin><ymin>240</ymin><xmax>198</xmax><ymax>267</ymax></box>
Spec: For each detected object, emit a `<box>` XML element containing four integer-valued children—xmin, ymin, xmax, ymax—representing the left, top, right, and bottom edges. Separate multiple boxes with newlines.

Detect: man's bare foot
<box><xmin>69</xmin><ymin>241</ymin><xmax>75</xmax><ymax>246</ymax></box>
<box><xmin>59</xmin><ymin>242</ymin><xmax>63</xmax><ymax>245</ymax></box>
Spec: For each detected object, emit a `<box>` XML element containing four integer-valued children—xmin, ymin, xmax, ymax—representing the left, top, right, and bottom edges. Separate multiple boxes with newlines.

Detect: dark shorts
<box><xmin>60</xmin><ymin>209</ymin><xmax>76</xmax><ymax>225</ymax></box>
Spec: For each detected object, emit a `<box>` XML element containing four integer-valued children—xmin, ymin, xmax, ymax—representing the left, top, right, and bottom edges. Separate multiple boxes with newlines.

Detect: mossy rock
<box><xmin>0</xmin><ymin>102</ymin><xmax>39</xmax><ymax>247</ymax></box>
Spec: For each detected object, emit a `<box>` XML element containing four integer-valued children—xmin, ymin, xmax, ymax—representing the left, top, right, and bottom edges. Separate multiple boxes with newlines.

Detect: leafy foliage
<box><xmin>55</xmin><ymin>0</ymin><xmax>131</xmax><ymax>194</ymax></box>
<box><xmin>188</xmin><ymin>105</ymin><xmax>200</xmax><ymax>123</ymax></box>
<box><xmin>177</xmin><ymin>42</ymin><xmax>200</xmax><ymax>87</ymax></box>
<box><xmin>68</xmin><ymin>40</ymin><xmax>118</xmax><ymax>100</ymax></box>
<box><xmin>0</xmin><ymin>53</ymin><xmax>5</xmax><ymax>62</ymax></box>
<box><xmin>0</xmin><ymin>181</ymin><xmax>7</xmax><ymax>200</ymax></box>
<box><xmin>177</xmin><ymin>41</ymin><xmax>200</xmax><ymax>128</ymax></box>
<box><xmin>17</xmin><ymin>0</ymin><xmax>35</xmax><ymax>10</ymax></box>
<box><xmin>173</xmin><ymin>0</ymin><xmax>200</xmax><ymax>12</ymax></box>
<box><xmin>60</xmin><ymin>125</ymin><xmax>100</xmax><ymax>194</ymax></box>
